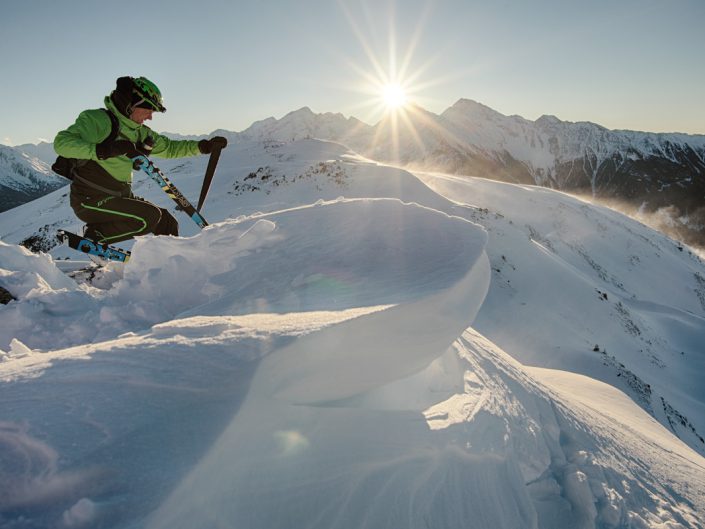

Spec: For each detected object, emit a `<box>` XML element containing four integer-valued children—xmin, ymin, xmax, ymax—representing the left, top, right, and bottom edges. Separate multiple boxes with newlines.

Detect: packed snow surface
<box><xmin>1</xmin><ymin>138</ymin><xmax>705</xmax><ymax>528</ymax></box>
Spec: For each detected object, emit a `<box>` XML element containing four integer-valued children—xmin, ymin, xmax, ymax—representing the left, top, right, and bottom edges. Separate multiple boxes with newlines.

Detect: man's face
<box><xmin>130</xmin><ymin>107</ymin><xmax>154</xmax><ymax>124</ymax></box>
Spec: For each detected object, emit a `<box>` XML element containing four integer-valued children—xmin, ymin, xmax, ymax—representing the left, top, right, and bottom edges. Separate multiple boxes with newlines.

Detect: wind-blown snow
<box><xmin>1</xmin><ymin>137</ymin><xmax>705</xmax><ymax>528</ymax></box>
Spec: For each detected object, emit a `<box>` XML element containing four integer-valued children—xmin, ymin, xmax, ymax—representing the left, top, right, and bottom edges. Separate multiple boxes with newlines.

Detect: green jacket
<box><xmin>54</xmin><ymin>96</ymin><xmax>201</xmax><ymax>186</ymax></box>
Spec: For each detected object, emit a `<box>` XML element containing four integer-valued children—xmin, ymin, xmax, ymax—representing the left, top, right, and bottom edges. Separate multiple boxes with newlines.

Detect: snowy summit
<box><xmin>1</xmin><ymin>134</ymin><xmax>705</xmax><ymax>528</ymax></box>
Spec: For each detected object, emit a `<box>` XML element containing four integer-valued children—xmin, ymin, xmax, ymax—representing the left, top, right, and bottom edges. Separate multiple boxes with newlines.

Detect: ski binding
<box><xmin>57</xmin><ymin>230</ymin><xmax>131</xmax><ymax>263</ymax></box>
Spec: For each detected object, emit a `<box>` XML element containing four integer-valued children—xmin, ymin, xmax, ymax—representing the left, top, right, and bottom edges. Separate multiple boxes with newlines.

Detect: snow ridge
<box><xmin>1</xmin><ymin>137</ymin><xmax>705</xmax><ymax>528</ymax></box>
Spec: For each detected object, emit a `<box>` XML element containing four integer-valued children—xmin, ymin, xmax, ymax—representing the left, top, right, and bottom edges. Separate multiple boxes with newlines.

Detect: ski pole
<box><xmin>132</xmin><ymin>155</ymin><xmax>208</xmax><ymax>229</ymax></box>
<box><xmin>197</xmin><ymin>144</ymin><xmax>223</xmax><ymax>213</ymax></box>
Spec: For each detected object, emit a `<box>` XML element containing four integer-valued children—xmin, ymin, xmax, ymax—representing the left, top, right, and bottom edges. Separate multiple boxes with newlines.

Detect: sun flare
<box><xmin>337</xmin><ymin>2</ymin><xmax>460</xmax><ymax>162</ymax></box>
<box><xmin>382</xmin><ymin>83</ymin><xmax>408</xmax><ymax>110</ymax></box>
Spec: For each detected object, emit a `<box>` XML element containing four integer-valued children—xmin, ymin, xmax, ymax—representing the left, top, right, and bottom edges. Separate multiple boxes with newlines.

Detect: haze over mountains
<box><xmin>2</xmin><ymin>99</ymin><xmax>704</xmax><ymax>246</ymax></box>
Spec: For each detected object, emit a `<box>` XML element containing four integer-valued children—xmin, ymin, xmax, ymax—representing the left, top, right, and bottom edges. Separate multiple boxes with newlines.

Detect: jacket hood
<box><xmin>105</xmin><ymin>96</ymin><xmax>141</xmax><ymax>131</ymax></box>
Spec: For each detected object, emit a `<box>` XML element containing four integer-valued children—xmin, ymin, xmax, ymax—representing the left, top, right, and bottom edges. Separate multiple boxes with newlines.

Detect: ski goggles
<box><xmin>133</xmin><ymin>93</ymin><xmax>166</xmax><ymax>113</ymax></box>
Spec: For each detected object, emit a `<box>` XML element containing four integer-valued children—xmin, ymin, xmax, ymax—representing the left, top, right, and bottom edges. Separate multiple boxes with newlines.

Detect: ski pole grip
<box><xmin>136</xmin><ymin>136</ymin><xmax>154</xmax><ymax>156</ymax></box>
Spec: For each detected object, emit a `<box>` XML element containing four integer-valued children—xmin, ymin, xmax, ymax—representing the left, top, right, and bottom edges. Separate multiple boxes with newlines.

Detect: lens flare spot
<box><xmin>274</xmin><ymin>430</ymin><xmax>310</xmax><ymax>456</ymax></box>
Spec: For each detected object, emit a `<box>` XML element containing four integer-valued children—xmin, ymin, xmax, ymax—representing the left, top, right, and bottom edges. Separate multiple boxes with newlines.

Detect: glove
<box><xmin>96</xmin><ymin>140</ymin><xmax>140</xmax><ymax>160</ymax></box>
<box><xmin>198</xmin><ymin>136</ymin><xmax>228</xmax><ymax>154</ymax></box>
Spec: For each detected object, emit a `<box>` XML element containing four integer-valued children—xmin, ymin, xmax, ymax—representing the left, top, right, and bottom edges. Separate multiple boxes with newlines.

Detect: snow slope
<box><xmin>1</xmin><ymin>138</ymin><xmax>705</xmax><ymax>528</ymax></box>
<box><xmin>0</xmin><ymin>144</ymin><xmax>65</xmax><ymax>213</ymax></box>
<box><xmin>414</xmin><ymin>171</ymin><xmax>705</xmax><ymax>455</ymax></box>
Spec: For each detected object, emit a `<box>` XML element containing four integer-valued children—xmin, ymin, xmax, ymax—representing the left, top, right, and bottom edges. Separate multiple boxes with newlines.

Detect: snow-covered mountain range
<box><xmin>1</xmin><ymin>136</ymin><xmax>705</xmax><ymax>528</ymax></box>
<box><xmin>6</xmin><ymin>99</ymin><xmax>704</xmax><ymax>246</ymax></box>
<box><xmin>0</xmin><ymin>144</ymin><xmax>66</xmax><ymax>213</ymax></box>
<box><xmin>236</xmin><ymin>100</ymin><xmax>705</xmax><ymax>199</ymax></box>
<box><xmin>229</xmin><ymin>100</ymin><xmax>705</xmax><ymax>247</ymax></box>
<box><xmin>13</xmin><ymin>141</ymin><xmax>57</xmax><ymax>166</ymax></box>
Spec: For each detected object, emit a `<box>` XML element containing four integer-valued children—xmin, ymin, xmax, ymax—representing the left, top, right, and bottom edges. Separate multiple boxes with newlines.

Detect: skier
<box><xmin>54</xmin><ymin>76</ymin><xmax>227</xmax><ymax>245</ymax></box>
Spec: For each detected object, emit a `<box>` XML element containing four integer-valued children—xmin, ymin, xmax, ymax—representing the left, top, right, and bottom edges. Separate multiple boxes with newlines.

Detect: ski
<box><xmin>132</xmin><ymin>155</ymin><xmax>208</xmax><ymax>229</ymax></box>
<box><xmin>57</xmin><ymin>230</ymin><xmax>131</xmax><ymax>263</ymax></box>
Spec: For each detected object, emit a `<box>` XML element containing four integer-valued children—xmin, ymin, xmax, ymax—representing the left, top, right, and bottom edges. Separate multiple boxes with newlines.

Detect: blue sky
<box><xmin>1</xmin><ymin>0</ymin><xmax>704</xmax><ymax>145</ymax></box>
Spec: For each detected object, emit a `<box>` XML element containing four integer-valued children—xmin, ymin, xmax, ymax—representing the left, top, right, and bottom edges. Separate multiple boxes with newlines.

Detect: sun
<box><xmin>336</xmin><ymin>2</ymin><xmax>460</xmax><ymax>161</ymax></box>
<box><xmin>382</xmin><ymin>83</ymin><xmax>408</xmax><ymax>110</ymax></box>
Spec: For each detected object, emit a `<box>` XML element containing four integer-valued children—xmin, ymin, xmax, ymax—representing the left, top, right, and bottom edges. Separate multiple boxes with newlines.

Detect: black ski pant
<box><xmin>71</xmin><ymin>195</ymin><xmax>178</xmax><ymax>244</ymax></box>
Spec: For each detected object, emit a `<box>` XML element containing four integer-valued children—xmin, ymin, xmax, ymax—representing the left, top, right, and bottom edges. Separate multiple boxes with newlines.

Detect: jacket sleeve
<box><xmin>149</xmin><ymin>132</ymin><xmax>202</xmax><ymax>159</ymax></box>
<box><xmin>53</xmin><ymin>110</ymin><xmax>112</xmax><ymax>161</ymax></box>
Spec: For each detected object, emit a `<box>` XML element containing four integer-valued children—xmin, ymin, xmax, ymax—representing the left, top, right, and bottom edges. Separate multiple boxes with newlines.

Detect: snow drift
<box><xmin>1</xmin><ymin>198</ymin><xmax>494</xmax><ymax>528</ymax></box>
<box><xmin>2</xmin><ymin>137</ymin><xmax>705</xmax><ymax>528</ymax></box>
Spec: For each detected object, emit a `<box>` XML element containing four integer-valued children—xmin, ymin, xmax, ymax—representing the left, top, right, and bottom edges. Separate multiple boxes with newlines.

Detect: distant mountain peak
<box><xmin>447</xmin><ymin>98</ymin><xmax>501</xmax><ymax>116</ymax></box>
<box><xmin>451</xmin><ymin>98</ymin><xmax>489</xmax><ymax>109</ymax></box>
<box><xmin>536</xmin><ymin>114</ymin><xmax>562</xmax><ymax>126</ymax></box>
<box><xmin>284</xmin><ymin>106</ymin><xmax>316</xmax><ymax>119</ymax></box>
<box><xmin>240</xmin><ymin>105</ymin><xmax>372</xmax><ymax>145</ymax></box>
